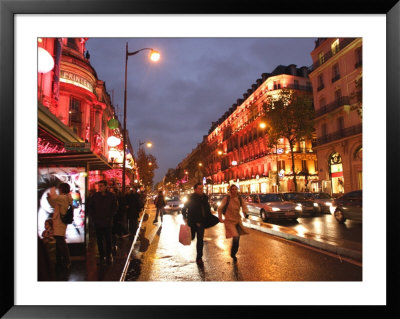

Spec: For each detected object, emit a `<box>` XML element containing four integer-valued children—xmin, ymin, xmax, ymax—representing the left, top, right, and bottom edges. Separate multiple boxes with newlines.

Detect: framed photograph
<box><xmin>2</xmin><ymin>0</ymin><xmax>398</xmax><ymax>317</ymax></box>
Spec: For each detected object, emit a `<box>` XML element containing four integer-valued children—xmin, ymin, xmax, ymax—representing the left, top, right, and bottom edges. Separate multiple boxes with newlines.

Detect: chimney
<box><xmin>300</xmin><ymin>66</ymin><xmax>309</xmax><ymax>78</ymax></box>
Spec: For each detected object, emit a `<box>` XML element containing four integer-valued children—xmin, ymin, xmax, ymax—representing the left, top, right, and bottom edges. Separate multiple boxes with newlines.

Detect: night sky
<box><xmin>85</xmin><ymin>38</ymin><xmax>316</xmax><ymax>184</ymax></box>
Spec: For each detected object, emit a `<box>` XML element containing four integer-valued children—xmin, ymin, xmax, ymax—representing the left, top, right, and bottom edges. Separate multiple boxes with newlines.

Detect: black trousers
<box><xmin>231</xmin><ymin>224</ymin><xmax>241</xmax><ymax>257</ymax></box>
<box><xmin>54</xmin><ymin>235</ymin><xmax>70</xmax><ymax>267</ymax></box>
<box><xmin>95</xmin><ymin>226</ymin><xmax>112</xmax><ymax>259</ymax></box>
<box><xmin>190</xmin><ymin>223</ymin><xmax>205</xmax><ymax>259</ymax></box>
<box><xmin>154</xmin><ymin>207</ymin><xmax>164</xmax><ymax>221</ymax></box>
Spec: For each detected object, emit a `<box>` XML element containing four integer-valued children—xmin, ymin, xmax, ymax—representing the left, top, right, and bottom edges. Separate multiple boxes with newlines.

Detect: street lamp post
<box><xmin>122</xmin><ymin>43</ymin><xmax>160</xmax><ymax>194</ymax></box>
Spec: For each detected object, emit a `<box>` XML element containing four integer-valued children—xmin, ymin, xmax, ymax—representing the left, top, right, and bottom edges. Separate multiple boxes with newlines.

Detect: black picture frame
<box><xmin>1</xmin><ymin>0</ymin><xmax>399</xmax><ymax>317</ymax></box>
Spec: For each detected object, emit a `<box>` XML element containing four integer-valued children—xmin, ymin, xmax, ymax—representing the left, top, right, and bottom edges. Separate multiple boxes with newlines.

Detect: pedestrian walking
<box><xmin>217</xmin><ymin>184</ymin><xmax>249</xmax><ymax>263</ymax></box>
<box><xmin>153</xmin><ymin>190</ymin><xmax>166</xmax><ymax>224</ymax></box>
<box><xmin>125</xmin><ymin>187</ymin><xmax>142</xmax><ymax>237</ymax></box>
<box><xmin>87</xmin><ymin>180</ymin><xmax>117</xmax><ymax>265</ymax></box>
<box><xmin>181</xmin><ymin>183</ymin><xmax>213</xmax><ymax>265</ymax></box>
<box><xmin>47</xmin><ymin>182</ymin><xmax>72</xmax><ymax>270</ymax></box>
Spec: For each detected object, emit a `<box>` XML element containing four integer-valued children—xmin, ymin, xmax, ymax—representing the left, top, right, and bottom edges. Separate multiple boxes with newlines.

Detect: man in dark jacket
<box><xmin>181</xmin><ymin>182</ymin><xmax>212</xmax><ymax>265</ymax></box>
<box><xmin>126</xmin><ymin>187</ymin><xmax>142</xmax><ymax>237</ymax></box>
<box><xmin>88</xmin><ymin>180</ymin><xmax>117</xmax><ymax>265</ymax></box>
<box><xmin>153</xmin><ymin>190</ymin><xmax>165</xmax><ymax>224</ymax></box>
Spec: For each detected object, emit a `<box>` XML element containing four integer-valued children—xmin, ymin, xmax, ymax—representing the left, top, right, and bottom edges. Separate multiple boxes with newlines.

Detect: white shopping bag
<box><xmin>179</xmin><ymin>224</ymin><xmax>191</xmax><ymax>245</ymax></box>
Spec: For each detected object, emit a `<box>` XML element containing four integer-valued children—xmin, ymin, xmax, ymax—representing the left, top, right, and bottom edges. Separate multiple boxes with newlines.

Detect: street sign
<box><xmin>65</xmin><ymin>142</ymin><xmax>91</xmax><ymax>152</ymax></box>
<box><xmin>277</xmin><ymin>148</ymin><xmax>284</xmax><ymax>154</ymax></box>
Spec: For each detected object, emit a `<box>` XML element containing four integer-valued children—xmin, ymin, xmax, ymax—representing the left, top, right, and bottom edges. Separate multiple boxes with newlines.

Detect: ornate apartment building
<box><xmin>308</xmin><ymin>38</ymin><xmax>362</xmax><ymax>195</ymax></box>
<box><xmin>181</xmin><ymin>64</ymin><xmax>318</xmax><ymax>194</ymax></box>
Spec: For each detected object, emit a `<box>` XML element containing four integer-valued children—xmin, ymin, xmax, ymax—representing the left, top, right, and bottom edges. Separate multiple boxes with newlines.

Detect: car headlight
<box><xmin>325</xmin><ymin>202</ymin><xmax>332</xmax><ymax>206</ymax></box>
<box><xmin>217</xmin><ymin>201</ymin><xmax>221</xmax><ymax>206</ymax></box>
<box><xmin>329</xmin><ymin>206</ymin><xmax>336</xmax><ymax>214</ymax></box>
<box><xmin>179</xmin><ymin>203</ymin><xmax>184</xmax><ymax>208</ymax></box>
<box><xmin>313</xmin><ymin>203</ymin><xmax>319</xmax><ymax>207</ymax></box>
<box><xmin>295</xmin><ymin>205</ymin><xmax>302</xmax><ymax>211</ymax></box>
<box><xmin>271</xmin><ymin>207</ymin><xmax>280</xmax><ymax>212</ymax></box>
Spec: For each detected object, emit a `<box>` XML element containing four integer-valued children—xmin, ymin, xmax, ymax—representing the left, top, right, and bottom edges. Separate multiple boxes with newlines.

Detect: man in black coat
<box><xmin>181</xmin><ymin>182</ymin><xmax>212</xmax><ymax>265</ymax></box>
<box><xmin>88</xmin><ymin>180</ymin><xmax>117</xmax><ymax>265</ymax></box>
<box><xmin>126</xmin><ymin>187</ymin><xmax>142</xmax><ymax>237</ymax></box>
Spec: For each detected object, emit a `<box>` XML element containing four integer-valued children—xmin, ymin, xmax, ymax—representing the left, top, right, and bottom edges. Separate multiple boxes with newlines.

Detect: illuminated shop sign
<box><xmin>277</xmin><ymin>148</ymin><xmax>284</xmax><ymax>154</ymax></box>
<box><xmin>60</xmin><ymin>70</ymin><xmax>94</xmax><ymax>92</ymax></box>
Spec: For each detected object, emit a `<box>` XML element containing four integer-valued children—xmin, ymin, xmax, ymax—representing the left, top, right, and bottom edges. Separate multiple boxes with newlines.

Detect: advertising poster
<box><xmin>38</xmin><ymin>167</ymin><xmax>86</xmax><ymax>243</ymax></box>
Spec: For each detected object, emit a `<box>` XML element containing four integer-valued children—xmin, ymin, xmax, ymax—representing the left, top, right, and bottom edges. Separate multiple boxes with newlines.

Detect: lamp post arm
<box><xmin>127</xmin><ymin>47</ymin><xmax>154</xmax><ymax>56</ymax></box>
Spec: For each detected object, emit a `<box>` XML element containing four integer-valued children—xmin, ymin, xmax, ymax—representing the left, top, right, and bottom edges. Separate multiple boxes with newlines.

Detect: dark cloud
<box><xmin>86</xmin><ymin>37</ymin><xmax>315</xmax><ymax>183</ymax></box>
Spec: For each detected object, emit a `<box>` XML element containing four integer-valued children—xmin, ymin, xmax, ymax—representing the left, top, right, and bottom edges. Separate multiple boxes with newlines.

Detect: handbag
<box><xmin>204</xmin><ymin>213</ymin><xmax>220</xmax><ymax>229</ymax></box>
<box><xmin>179</xmin><ymin>224</ymin><xmax>192</xmax><ymax>245</ymax></box>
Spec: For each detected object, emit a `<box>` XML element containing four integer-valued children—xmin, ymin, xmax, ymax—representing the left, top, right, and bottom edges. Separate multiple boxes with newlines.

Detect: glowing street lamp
<box><xmin>122</xmin><ymin>44</ymin><xmax>160</xmax><ymax>194</ymax></box>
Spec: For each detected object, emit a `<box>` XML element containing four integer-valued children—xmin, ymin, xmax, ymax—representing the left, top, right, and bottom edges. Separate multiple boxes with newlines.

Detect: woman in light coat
<box><xmin>47</xmin><ymin>182</ymin><xmax>72</xmax><ymax>270</ymax></box>
<box><xmin>217</xmin><ymin>184</ymin><xmax>248</xmax><ymax>262</ymax></box>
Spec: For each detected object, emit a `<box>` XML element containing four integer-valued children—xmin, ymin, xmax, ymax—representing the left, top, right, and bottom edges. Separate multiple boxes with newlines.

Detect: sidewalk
<box><xmin>62</xmin><ymin>209</ymin><xmax>148</xmax><ymax>281</ymax></box>
<box><xmin>242</xmin><ymin>217</ymin><xmax>362</xmax><ymax>262</ymax></box>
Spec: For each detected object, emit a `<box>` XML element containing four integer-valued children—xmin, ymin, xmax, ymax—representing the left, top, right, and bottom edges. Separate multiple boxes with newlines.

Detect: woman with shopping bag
<box><xmin>217</xmin><ymin>184</ymin><xmax>249</xmax><ymax>263</ymax></box>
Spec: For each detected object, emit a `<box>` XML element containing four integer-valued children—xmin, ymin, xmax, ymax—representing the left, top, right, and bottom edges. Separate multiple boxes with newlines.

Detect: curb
<box><xmin>243</xmin><ymin>219</ymin><xmax>362</xmax><ymax>262</ymax></box>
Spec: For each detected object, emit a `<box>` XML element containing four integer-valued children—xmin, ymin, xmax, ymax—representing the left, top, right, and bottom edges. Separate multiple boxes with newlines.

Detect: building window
<box><xmin>334</xmin><ymin>89</ymin><xmax>342</xmax><ymax>100</ymax></box>
<box><xmin>277</xmin><ymin>160</ymin><xmax>285</xmax><ymax>172</ymax></box>
<box><xmin>355</xmin><ymin>47</ymin><xmax>362</xmax><ymax>68</ymax></box>
<box><xmin>301</xmin><ymin>160</ymin><xmax>307</xmax><ymax>171</ymax></box>
<box><xmin>69</xmin><ymin>97</ymin><xmax>82</xmax><ymax>136</ymax></box>
<box><xmin>318</xmin><ymin>52</ymin><xmax>325</xmax><ymax>65</ymax></box>
<box><xmin>102</xmin><ymin>114</ymin><xmax>106</xmax><ymax>135</ymax></box>
<box><xmin>332</xmin><ymin>63</ymin><xmax>340</xmax><ymax>82</ymax></box>
<box><xmin>331</xmin><ymin>39</ymin><xmax>339</xmax><ymax>55</ymax></box>
<box><xmin>273</xmin><ymin>81</ymin><xmax>281</xmax><ymax>90</ymax></box>
<box><xmin>317</xmin><ymin>74</ymin><xmax>324</xmax><ymax>91</ymax></box>
<box><xmin>300</xmin><ymin>140</ymin><xmax>306</xmax><ymax>152</ymax></box>
<box><xmin>337</xmin><ymin>116</ymin><xmax>344</xmax><ymax>131</ymax></box>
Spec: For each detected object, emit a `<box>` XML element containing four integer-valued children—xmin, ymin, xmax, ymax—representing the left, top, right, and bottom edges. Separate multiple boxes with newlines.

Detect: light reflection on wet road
<box><xmin>125</xmin><ymin>206</ymin><xmax>362</xmax><ymax>282</ymax></box>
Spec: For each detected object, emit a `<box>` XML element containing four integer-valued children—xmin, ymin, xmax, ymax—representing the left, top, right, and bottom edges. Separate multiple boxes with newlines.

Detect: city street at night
<box><xmin>3</xmin><ymin>11</ymin><xmax>395</xmax><ymax>316</ymax></box>
<box><xmin>124</xmin><ymin>203</ymin><xmax>361</xmax><ymax>282</ymax></box>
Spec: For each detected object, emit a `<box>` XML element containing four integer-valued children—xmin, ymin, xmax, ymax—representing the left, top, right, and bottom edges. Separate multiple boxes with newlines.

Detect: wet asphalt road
<box><xmin>125</xmin><ymin>206</ymin><xmax>362</xmax><ymax>281</ymax></box>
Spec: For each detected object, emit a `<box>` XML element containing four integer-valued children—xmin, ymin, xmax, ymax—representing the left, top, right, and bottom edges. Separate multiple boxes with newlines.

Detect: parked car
<box><xmin>243</xmin><ymin>193</ymin><xmax>301</xmax><ymax>222</ymax></box>
<box><xmin>302</xmin><ymin>192</ymin><xmax>334</xmax><ymax>214</ymax></box>
<box><xmin>163</xmin><ymin>196</ymin><xmax>184</xmax><ymax>213</ymax></box>
<box><xmin>281</xmin><ymin>192</ymin><xmax>319</xmax><ymax>216</ymax></box>
<box><xmin>209</xmin><ymin>194</ymin><xmax>226</xmax><ymax>211</ymax></box>
<box><xmin>331</xmin><ymin>190</ymin><xmax>362</xmax><ymax>223</ymax></box>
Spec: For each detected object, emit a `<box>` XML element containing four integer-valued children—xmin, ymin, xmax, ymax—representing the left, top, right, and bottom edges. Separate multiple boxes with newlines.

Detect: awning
<box><xmin>39</xmin><ymin>152</ymin><xmax>112</xmax><ymax>171</ymax></box>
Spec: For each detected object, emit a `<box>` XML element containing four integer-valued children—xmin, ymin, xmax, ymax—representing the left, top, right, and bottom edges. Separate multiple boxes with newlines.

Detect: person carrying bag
<box><xmin>217</xmin><ymin>184</ymin><xmax>249</xmax><ymax>263</ymax></box>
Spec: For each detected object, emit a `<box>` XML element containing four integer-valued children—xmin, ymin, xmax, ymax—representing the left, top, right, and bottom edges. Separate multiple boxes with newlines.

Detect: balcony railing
<box><xmin>285</xmin><ymin>84</ymin><xmax>313</xmax><ymax>92</ymax></box>
<box><xmin>316</xmin><ymin>123</ymin><xmax>362</xmax><ymax>146</ymax></box>
<box><xmin>315</xmin><ymin>96</ymin><xmax>350</xmax><ymax>118</ymax></box>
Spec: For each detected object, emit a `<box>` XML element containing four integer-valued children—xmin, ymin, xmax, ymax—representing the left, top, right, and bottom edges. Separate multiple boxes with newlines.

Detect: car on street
<box><xmin>163</xmin><ymin>196</ymin><xmax>184</xmax><ymax>213</ymax></box>
<box><xmin>281</xmin><ymin>192</ymin><xmax>319</xmax><ymax>216</ymax></box>
<box><xmin>209</xmin><ymin>194</ymin><xmax>226</xmax><ymax>211</ymax></box>
<box><xmin>302</xmin><ymin>192</ymin><xmax>334</xmax><ymax>214</ymax></box>
<box><xmin>331</xmin><ymin>190</ymin><xmax>362</xmax><ymax>223</ymax></box>
<box><xmin>243</xmin><ymin>193</ymin><xmax>301</xmax><ymax>222</ymax></box>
